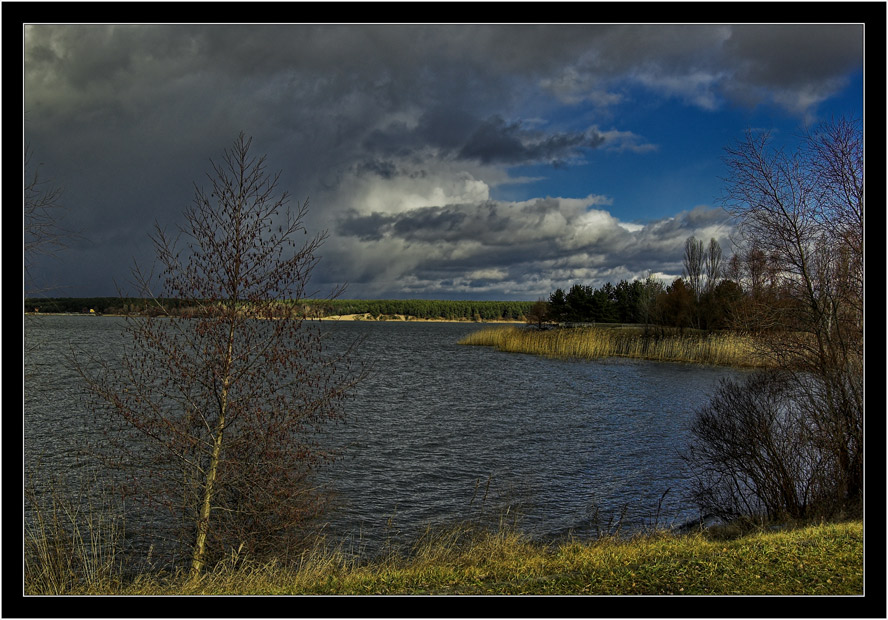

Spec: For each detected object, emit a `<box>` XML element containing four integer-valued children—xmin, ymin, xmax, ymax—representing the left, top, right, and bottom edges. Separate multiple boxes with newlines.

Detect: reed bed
<box><xmin>459</xmin><ymin>326</ymin><xmax>769</xmax><ymax>368</ymax></box>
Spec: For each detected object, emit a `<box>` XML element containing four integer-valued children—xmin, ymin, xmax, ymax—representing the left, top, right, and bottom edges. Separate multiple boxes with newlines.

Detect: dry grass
<box><xmin>23</xmin><ymin>479</ymin><xmax>862</xmax><ymax>596</ymax></box>
<box><xmin>459</xmin><ymin>326</ymin><xmax>771</xmax><ymax>367</ymax></box>
<box><xmin>61</xmin><ymin>520</ymin><xmax>862</xmax><ymax>595</ymax></box>
<box><xmin>24</xmin><ymin>469</ymin><xmax>126</xmax><ymax>594</ymax></box>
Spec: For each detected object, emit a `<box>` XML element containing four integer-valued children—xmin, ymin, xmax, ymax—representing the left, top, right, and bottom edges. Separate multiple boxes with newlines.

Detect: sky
<box><xmin>23</xmin><ymin>22</ymin><xmax>865</xmax><ymax>301</ymax></box>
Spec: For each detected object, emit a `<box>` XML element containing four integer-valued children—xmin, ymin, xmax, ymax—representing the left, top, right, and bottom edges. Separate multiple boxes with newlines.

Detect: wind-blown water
<box><xmin>24</xmin><ymin>315</ymin><xmax>749</xmax><ymax>560</ymax></box>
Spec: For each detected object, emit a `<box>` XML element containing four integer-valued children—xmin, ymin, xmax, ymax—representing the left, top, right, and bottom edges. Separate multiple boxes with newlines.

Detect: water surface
<box><xmin>24</xmin><ymin>316</ymin><xmax>749</xmax><ymax>559</ymax></box>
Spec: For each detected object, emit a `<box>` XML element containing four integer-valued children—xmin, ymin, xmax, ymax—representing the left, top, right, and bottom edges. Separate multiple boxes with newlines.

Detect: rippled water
<box><xmin>24</xmin><ymin>315</ymin><xmax>749</xmax><ymax>558</ymax></box>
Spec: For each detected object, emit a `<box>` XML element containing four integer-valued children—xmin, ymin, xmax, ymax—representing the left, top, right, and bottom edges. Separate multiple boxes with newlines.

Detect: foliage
<box><xmin>546</xmin><ymin>282</ymin><xmax>620</xmax><ymax>323</ymax></box>
<box><xmin>304</xmin><ymin>298</ymin><xmax>534</xmax><ymax>321</ymax></box>
<box><xmin>655</xmin><ymin>278</ymin><xmax>696</xmax><ymax>332</ymax></box>
<box><xmin>24</xmin><ymin>296</ymin><xmax>185</xmax><ymax>315</ymax></box>
<box><xmin>537</xmin><ymin>237</ymin><xmax>769</xmax><ymax>335</ymax></box>
<box><xmin>545</xmin><ymin>269</ymin><xmax>741</xmax><ymax>333</ymax></box>
<box><xmin>524</xmin><ymin>299</ymin><xmax>550</xmax><ymax>328</ymax></box>
<box><xmin>698</xmin><ymin>279</ymin><xmax>744</xmax><ymax>331</ymax></box>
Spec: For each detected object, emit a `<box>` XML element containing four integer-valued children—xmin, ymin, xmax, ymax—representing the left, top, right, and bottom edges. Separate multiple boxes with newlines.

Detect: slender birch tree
<box><xmin>80</xmin><ymin>133</ymin><xmax>360</xmax><ymax>576</ymax></box>
<box><xmin>703</xmin><ymin>237</ymin><xmax>723</xmax><ymax>295</ymax></box>
<box><xmin>682</xmin><ymin>235</ymin><xmax>704</xmax><ymax>302</ymax></box>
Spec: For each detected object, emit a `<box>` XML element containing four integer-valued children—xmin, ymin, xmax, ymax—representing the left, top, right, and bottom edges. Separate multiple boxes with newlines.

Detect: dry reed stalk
<box><xmin>24</xmin><ymin>471</ymin><xmax>125</xmax><ymax>594</ymax></box>
<box><xmin>459</xmin><ymin>327</ymin><xmax>768</xmax><ymax>368</ymax></box>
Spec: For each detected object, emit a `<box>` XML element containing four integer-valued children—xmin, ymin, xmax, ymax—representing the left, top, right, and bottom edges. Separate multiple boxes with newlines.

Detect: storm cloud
<box><xmin>22</xmin><ymin>22</ymin><xmax>864</xmax><ymax>299</ymax></box>
<box><xmin>334</xmin><ymin>197</ymin><xmax>733</xmax><ymax>299</ymax></box>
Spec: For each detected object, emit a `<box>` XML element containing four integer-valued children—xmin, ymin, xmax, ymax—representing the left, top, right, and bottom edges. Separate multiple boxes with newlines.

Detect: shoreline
<box><xmin>24</xmin><ymin>311</ymin><xmax>525</xmax><ymax>325</ymax></box>
<box><xmin>317</xmin><ymin>313</ymin><xmax>522</xmax><ymax>324</ymax></box>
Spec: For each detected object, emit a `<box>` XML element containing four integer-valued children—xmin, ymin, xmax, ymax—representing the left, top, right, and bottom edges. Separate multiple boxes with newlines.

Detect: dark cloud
<box><xmin>354</xmin><ymin>159</ymin><xmax>400</xmax><ymax>180</ymax></box>
<box><xmin>724</xmin><ymin>25</ymin><xmax>862</xmax><ymax>88</ymax></box>
<box><xmin>23</xmin><ymin>24</ymin><xmax>862</xmax><ymax>299</ymax></box>
<box><xmin>414</xmin><ymin>107</ymin><xmax>480</xmax><ymax>153</ymax></box>
<box><xmin>361</xmin><ymin>109</ymin><xmax>605</xmax><ymax>167</ymax></box>
<box><xmin>332</xmin><ymin>197</ymin><xmax>734</xmax><ymax>298</ymax></box>
<box><xmin>458</xmin><ymin>116</ymin><xmax>605</xmax><ymax>165</ymax></box>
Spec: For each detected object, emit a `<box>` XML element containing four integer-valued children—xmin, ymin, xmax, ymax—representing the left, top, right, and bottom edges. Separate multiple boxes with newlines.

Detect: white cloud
<box><xmin>466</xmin><ymin>268</ymin><xmax>508</xmax><ymax>281</ymax></box>
<box><xmin>596</xmin><ymin>127</ymin><xmax>659</xmax><ymax>153</ymax></box>
<box><xmin>633</xmin><ymin>69</ymin><xmax>725</xmax><ymax>110</ymax></box>
<box><xmin>539</xmin><ymin>66</ymin><xmax>623</xmax><ymax>107</ymax></box>
<box><xmin>332</xmin><ymin>186</ymin><xmax>735</xmax><ymax>299</ymax></box>
<box><xmin>336</xmin><ymin>158</ymin><xmax>494</xmax><ymax>216</ymax></box>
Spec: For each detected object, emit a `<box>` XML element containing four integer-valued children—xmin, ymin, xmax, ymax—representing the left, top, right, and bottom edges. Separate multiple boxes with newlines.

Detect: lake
<box><xmin>23</xmin><ymin>315</ymin><xmax>749</xmax><ymax>560</ymax></box>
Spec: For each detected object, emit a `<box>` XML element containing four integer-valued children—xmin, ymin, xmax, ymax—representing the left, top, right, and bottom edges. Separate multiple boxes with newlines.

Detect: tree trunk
<box><xmin>190</xmin><ymin>324</ymin><xmax>235</xmax><ymax>579</ymax></box>
<box><xmin>190</xmin><ymin>414</ymin><xmax>225</xmax><ymax>578</ymax></box>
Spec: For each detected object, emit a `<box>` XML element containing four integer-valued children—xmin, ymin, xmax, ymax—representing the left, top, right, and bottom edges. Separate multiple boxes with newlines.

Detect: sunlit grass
<box><xmin>46</xmin><ymin>520</ymin><xmax>861</xmax><ymax>595</ymax></box>
<box><xmin>459</xmin><ymin>326</ymin><xmax>770</xmax><ymax>368</ymax></box>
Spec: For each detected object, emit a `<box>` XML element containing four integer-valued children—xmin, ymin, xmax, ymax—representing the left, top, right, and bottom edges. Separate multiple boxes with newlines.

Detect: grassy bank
<box><xmin>28</xmin><ymin>520</ymin><xmax>862</xmax><ymax>595</ymax></box>
<box><xmin>459</xmin><ymin>325</ymin><xmax>770</xmax><ymax>367</ymax></box>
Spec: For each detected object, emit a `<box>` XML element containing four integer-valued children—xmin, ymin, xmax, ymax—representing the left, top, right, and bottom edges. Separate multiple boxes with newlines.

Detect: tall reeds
<box><xmin>459</xmin><ymin>326</ymin><xmax>769</xmax><ymax>368</ymax></box>
<box><xmin>24</xmin><ymin>465</ymin><xmax>126</xmax><ymax>594</ymax></box>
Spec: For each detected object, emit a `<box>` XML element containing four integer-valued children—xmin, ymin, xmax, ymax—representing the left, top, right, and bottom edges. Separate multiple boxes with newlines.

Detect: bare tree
<box><xmin>723</xmin><ymin>118</ymin><xmax>862</xmax><ymax>386</ymax></box>
<box><xmin>682</xmin><ymin>236</ymin><xmax>704</xmax><ymax>302</ymax></box>
<box><xmin>24</xmin><ymin>145</ymin><xmax>65</xmax><ymax>296</ymax></box>
<box><xmin>79</xmin><ymin>133</ymin><xmax>361</xmax><ymax>577</ymax></box>
<box><xmin>637</xmin><ymin>273</ymin><xmax>664</xmax><ymax>333</ymax></box>
<box><xmin>687</xmin><ymin>117</ymin><xmax>863</xmax><ymax>521</ymax></box>
<box><xmin>686</xmin><ymin>371</ymin><xmax>833</xmax><ymax>521</ymax></box>
<box><xmin>525</xmin><ymin>299</ymin><xmax>550</xmax><ymax>329</ymax></box>
<box><xmin>703</xmin><ymin>238</ymin><xmax>723</xmax><ymax>295</ymax></box>
<box><xmin>723</xmin><ymin>243</ymin><xmax>783</xmax><ymax>332</ymax></box>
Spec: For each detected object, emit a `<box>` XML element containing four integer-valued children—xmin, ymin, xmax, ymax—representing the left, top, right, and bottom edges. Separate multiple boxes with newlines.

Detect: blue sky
<box><xmin>23</xmin><ymin>23</ymin><xmax>865</xmax><ymax>300</ymax></box>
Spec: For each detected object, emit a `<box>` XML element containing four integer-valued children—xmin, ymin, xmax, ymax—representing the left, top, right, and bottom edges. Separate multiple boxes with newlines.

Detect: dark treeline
<box><xmin>16</xmin><ymin>239</ymin><xmax>824</xmax><ymax>333</ymax></box>
<box><xmin>544</xmin><ymin>276</ymin><xmax>741</xmax><ymax>331</ymax></box>
<box><xmin>311</xmin><ymin>298</ymin><xmax>534</xmax><ymax>321</ymax></box>
<box><xmin>542</xmin><ymin>237</ymin><xmax>768</xmax><ymax>333</ymax></box>
<box><xmin>25</xmin><ymin>297</ymin><xmax>182</xmax><ymax>315</ymax></box>
<box><xmin>20</xmin><ymin>237</ymin><xmax>776</xmax><ymax>332</ymax></box>
<box><xmin>24</xmin><ymin>296</ymin><xmax>535</xmax><ymax>322</ymax></box>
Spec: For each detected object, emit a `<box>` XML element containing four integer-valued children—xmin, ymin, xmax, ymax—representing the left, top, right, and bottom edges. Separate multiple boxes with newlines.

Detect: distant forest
<box><xmin>542</xmin><ymin>276</ymin><xmax>742</xmax><ymax>332</ymax></box>
<box><xmin>22</xmin><ymin>237</ymin><xmax>774</xmax><ymax>331</ymax></box>
<box><xmin>20</xmin><ymin>264</ymin><xmax>753</xmax><ymax>331</ymax></box>
<box><xmin>23</xmin><ymin>297</ymin><xmax>536</xmax><ymax>322</ymax></box>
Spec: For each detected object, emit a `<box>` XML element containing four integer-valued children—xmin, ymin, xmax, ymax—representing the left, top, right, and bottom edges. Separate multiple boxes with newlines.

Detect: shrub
<box><xmin>684</xmin><ymin>370</ymin><xmax>853</xmax><ymax>522</ymax></box>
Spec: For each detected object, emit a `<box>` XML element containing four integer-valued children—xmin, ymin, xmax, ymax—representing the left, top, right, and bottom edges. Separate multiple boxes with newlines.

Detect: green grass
<box><xmin>34</xmin><ymin>520</ymin><xmax>862</xmax><ymax>595</ymax></box>
<box><xmin>459</xmin><ymin>325</ymin><xmax>771</xmax><ymax>367</ymax></box>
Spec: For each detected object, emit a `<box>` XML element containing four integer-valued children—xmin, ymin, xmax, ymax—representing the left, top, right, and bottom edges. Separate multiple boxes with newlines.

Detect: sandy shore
<box><xmin>25</xmin><ymin>311</ymin><xmax>525</xmax><ymax>324</ymax></box>
<box><xmin>319</xmin><ymin>313</ymin><xmax>522</xmax><ymax>324</ymax></box>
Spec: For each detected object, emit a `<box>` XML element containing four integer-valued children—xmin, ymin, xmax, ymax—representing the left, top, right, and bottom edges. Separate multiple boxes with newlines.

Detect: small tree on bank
<box><xmin>525</xmin><ymin>299</ymin><xmax>550</xmax><ymax>329</ymax></box>
<box><xmin>79</xmin><ymin>133</ymin><xmax>360</xmax><ymax>576</ymax></box>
